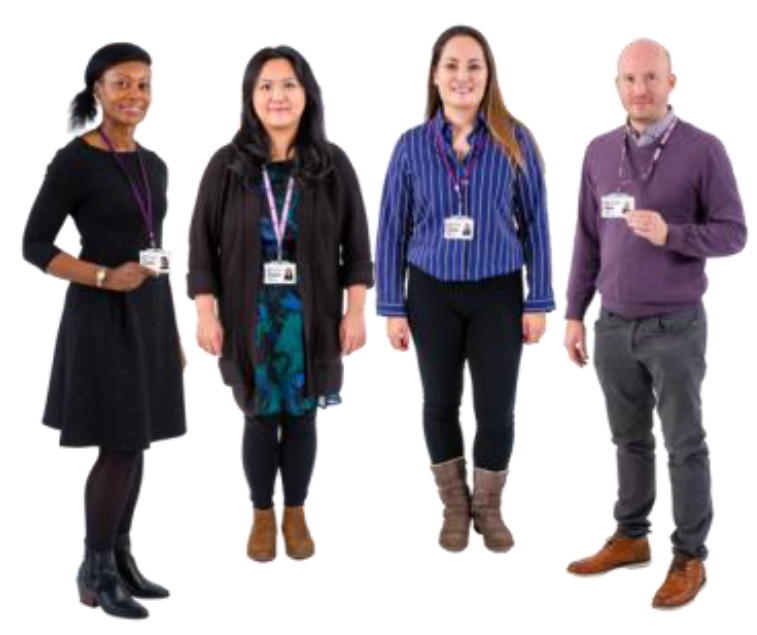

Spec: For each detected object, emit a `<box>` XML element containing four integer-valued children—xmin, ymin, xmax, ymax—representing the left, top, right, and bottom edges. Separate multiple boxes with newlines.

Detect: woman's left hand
<box><xmin>341</xmin><ymin>309</ymin><xmax>367</xmax><ymax>355</ymax></box>
<box><xmin>522</xmin><ymin>312</ymin><xmax>547</xmax><ymax>344</ymax></box>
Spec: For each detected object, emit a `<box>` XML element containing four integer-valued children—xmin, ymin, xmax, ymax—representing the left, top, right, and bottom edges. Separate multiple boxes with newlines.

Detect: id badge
<box><xmin>601</xmin><ymin>193</ymin><xmax>635</xmax><ymax>219</ymax></box>
<box><xmin>264</xmin><ymin>261</ymin><xmax>297</xmax><ymax>285</ymax></box>
<box><xmin>140</xmin><ymin>248</ymin><xmax>172</xmax><ymax>274</ymax></box>
<box><xmin>444</xmin><ymin>215</ymin><xmax>475</xmax><ymax>240</ymax></box>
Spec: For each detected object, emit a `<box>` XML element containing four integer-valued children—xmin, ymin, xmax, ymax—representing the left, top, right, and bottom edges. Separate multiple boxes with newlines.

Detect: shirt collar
<box><xmin>627</xmin><ymin>107</ymin><xmax>676</xmax><ymax>148</ymax></box>
<box><xmin>435</xmin><ymin>108</ymin><xmax>488</xmax><ymax>144</ymax></box>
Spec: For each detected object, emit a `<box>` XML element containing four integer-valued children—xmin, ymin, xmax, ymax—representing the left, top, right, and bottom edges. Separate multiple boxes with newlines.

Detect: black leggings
<box><xmin>407</xmin><ymin>266</ymin><xmax>523</xmax><ymax>471</ymax></box>
<box><xmin>242</xmin><ymin>412</ymin><xmax>317</xmax><ymax>509</ymax></box>
<box><xmin>85</xmin><ymin>449</ymin><xmax>143</xmax><ymax>551</ymax></box>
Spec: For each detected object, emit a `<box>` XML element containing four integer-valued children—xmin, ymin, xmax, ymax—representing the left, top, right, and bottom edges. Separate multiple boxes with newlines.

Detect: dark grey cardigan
<box><xmin>187</xmin><ymin>143</ymin><xmax>374</xmax><ymax>401</ymax></box>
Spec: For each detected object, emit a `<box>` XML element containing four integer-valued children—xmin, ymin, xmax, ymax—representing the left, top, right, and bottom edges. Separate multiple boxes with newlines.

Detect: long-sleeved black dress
<box><xmin>23</xmin><ymin>137</ymin><xmax>186</xmax><ymax>450</ymax></box>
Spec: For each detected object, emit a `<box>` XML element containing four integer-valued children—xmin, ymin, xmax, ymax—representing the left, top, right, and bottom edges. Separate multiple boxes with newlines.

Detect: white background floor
<box><xmin>2</xmin><ymin>0</ymin><xmax>755</xmax><ymax>633</ymax></box>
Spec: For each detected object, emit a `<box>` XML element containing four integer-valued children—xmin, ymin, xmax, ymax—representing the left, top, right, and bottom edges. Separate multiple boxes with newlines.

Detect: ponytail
<box><xmin>69</xmin><ymin>87</ymin><xmax>97</xmax><ymax>130</ymax></box>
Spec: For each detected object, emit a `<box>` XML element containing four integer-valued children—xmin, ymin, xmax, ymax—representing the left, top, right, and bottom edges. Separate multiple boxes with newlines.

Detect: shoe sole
<box><xmin>568</xmin><ymin>559</ymin><xmax>651</xmax><ymax>576</ymax></box>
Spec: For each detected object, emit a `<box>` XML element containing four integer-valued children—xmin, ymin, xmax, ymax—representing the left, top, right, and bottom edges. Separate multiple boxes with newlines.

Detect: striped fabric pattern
<box><xmin>376</xmin><ymin>109</ymin><xmax>555</xmax><ymax>316</ymax></box>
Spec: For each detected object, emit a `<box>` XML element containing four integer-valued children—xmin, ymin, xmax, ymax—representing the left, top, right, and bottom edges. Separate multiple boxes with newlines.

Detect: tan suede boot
<box><xmin>247</xmin><ymin>508</ymin><xmax>277</xmax><ymax>562</ymax></box>
<box><xmin>472</xmin><ymin>468</ymin><xmax>514</xmax><ymax>553</ymax></box>
<box><xmin>282</xmin><ymin>507</ymin><xmax>315</xmax><ymax>560</ymax></box>
<box><xmin>430</xmin><ymin>457</ymin><xmax>471</xmax><ymax>552</ymax></box>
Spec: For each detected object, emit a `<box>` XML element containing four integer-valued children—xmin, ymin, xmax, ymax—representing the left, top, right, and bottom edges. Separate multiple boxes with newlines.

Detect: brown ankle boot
<box><xmin>652</xmin><ymin>554</ymin><xmax>706</xmax><ymax>608</ymax></box>
<box><xmin>430</xmin><ymin>458</ymin><xmax>471</xmax><ymax>552</ymax></box>
<box><xmin>282</xmin><ymin>506</ymin><xmax>315</xmax><ymax>560</ymax></box>
<box><xmin>567</xmin><ymin>531</ymin><xmax>651</xmax><ymax>575</ymax></box>
<box><xmin>247</xmin><ymin>507</ymin><xmax>277</xmax><ymax>562</ymax></box>
<box><xmin>471</xmin><ymin>468</ymin><xmax>513</xmax><ymax>553</ymax></box>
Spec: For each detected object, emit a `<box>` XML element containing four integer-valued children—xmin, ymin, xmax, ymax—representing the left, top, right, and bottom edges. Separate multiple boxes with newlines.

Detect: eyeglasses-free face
<box><xmin>94</xmin><ymin>61</ymin><xmax>152</xmax><ymax>128</ymax></box>
<box><xmin>616</xmin><ymin>41</ymin><xmax>676</xmax><ymax>129</ymax></box>
<box><xmin>433</xmin><ymin>35</ymin><xmax>488</xmax><ymax>114</ymax></box>
<box><xmin>252</xmin><ymin>58</ymin><xmax>307</xmax><ymax>138</ymax></box>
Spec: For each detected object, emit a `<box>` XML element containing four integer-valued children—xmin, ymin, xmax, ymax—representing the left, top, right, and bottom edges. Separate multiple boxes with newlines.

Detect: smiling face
<box><xmin>94</xmin><ymin>61</ymin><xmax>152</xmax><ymax>127</ymax></box>
<box><xmin>433</xmin><ymin>35</ymin><xmax>488</xmax><ymax>113</ymax></box>
<box><xmin>252</xmin><ymin>58</ymin><xmax>306</xmax><ymax>137</ymax></box>
<box><xmin>616</xmin><ymin>40</ymin><xmax>676</xmax><ymax>130</ymax></box>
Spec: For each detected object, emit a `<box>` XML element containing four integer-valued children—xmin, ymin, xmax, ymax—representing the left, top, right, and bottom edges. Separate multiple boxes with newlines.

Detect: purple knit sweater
<box><xmin>566</xmin><ymin>119</ymin><xmax>747</xmax><ymax>320</ymax></box>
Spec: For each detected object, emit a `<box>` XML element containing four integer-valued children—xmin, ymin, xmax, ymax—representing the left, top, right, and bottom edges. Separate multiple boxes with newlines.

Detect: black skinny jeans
<box><xmin>407</xmin><ymin>266</ymin><xmax>523</xmax><ymax>471</ymax></box>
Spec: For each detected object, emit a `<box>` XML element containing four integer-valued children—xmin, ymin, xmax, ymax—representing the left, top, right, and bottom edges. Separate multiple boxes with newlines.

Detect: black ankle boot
<box><xmin>114</xmin><ymin>535</ymin><xmax>170</xmax><ymax>599</ymax></box>
<box><xmin>77</xmin><ymin>546</ymin><xmax>148</xmax><ymax>619</ymax></box>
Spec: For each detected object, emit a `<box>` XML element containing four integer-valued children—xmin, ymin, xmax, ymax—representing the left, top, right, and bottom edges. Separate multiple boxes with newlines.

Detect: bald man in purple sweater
<box><xmin>563</xmin><ymin>39</ymin><xmax>746</xmax><ymax>609</ymax></box>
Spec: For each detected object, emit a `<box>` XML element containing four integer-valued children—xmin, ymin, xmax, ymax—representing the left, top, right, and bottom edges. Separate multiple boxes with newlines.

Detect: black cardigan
<box><xmin>187</xmin><ymin>143</ymin><xmax>374</xmax><ymax>400</ymax></box>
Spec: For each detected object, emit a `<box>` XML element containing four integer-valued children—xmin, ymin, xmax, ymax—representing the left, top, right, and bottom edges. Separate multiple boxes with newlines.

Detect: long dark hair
<box><xmin>233</xmin><ymin>46</ymin><xmax>332</xmax><ymax>181</ymax></box>
<box><xmin>69</xmin><ymin>42</ymin><xmax>151</xmax><ymax>130</ymax></box>
<box><xmin>426</xmin><ymin>26</ymin><xmax>531</xmax><ymax>169</ymax></box>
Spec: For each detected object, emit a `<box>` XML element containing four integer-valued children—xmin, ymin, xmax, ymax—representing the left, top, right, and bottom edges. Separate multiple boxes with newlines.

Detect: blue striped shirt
<box><xmin>376</xmin><ymin>110</ymin><xmax>555</xmax><ymax>316</ymax></box>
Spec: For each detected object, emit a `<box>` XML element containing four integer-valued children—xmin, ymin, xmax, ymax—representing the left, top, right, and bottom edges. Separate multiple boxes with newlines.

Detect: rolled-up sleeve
<box><xmin>375</xmin><ymin>134</ymin><xmax>413</xmax><ymax>317</ymax></box>
<box><xmin>332</xmin><ymin>146</ymin><xmax>374</xmax><ymax>289</ymax></box>
<box><xmin>514</xmin><ymin>127</ymin><xmax>555</xmax><ymax>312</ymax></box>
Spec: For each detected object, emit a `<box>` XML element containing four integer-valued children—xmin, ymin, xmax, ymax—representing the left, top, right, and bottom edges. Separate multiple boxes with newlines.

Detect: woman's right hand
<box><xmin>197</xmin><ymin>308</ymin><xmax>224</xmax><ymax>356</ymax></box>
<box><xmin>387</xmin><ymin>317</ymin><xmax>411</xmax><ymax>351</ymax></box>
<box><xmin>104</xmin><ymin>262</ymin><xmax>156</xmax><ymax>292</ymax></box>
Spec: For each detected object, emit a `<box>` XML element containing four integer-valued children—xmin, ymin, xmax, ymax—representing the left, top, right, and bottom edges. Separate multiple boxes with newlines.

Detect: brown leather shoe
<box><xmin>430</xmin><ymin>458</ymin><xmax>471</xmax><ymax>552</ymax></box>
<box><xmin>281</xmin><ymin>506</ymin><xmax>315</xmax><ymax>560</ymax></box>
<box><xmin>567</xmin><ymin>531</ymin><xmax>651</xmax><ymax>574</ymax></box>
<box><xmin>247</xmin><ymin>507</ymin><xmax>276</xmax><ymax>562</ymax></box>
<box><xmin>652</xmin><ymin>554</ymin><xmax>706</xmax><ymax>609</ymax></box>
<box><xmin>472</xmin><ymin>468</ymin><xmax>513</xmax><ymax>553</ymax></box>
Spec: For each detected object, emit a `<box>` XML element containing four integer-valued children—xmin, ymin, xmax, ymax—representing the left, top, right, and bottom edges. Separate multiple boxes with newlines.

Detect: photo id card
<box><xmin>444</xmin><ymin>216</ymin><xmax>475</xmax><ymax>240</ymax></box>
<box><xmin>264</xmin><ymin>261</ymin><xmax>297</xmax><ymax>285</ymax></box>
<box><xmin>601</xmin><ymin>193</ymin><xmax>635</xmax><ymax>219</ymax></box>
<box><xmin>140</xmin><ymin>248</ymin><xmax>172</xmax><ymax>274</ymax></box>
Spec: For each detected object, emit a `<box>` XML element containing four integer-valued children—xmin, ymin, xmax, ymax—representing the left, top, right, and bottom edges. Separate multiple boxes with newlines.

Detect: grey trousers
<box><xmin>594</xmin><ymin>304</ymin><xmax>711</xmax><ymax>559</ymax></box>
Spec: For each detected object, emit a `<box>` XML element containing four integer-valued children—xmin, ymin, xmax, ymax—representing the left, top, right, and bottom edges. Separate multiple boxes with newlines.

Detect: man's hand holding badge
<box><xmin>602</xmin><ymin>192</ymin><xmax>668</xmax><ymax>247</ymax></box>
<box><xmin>625</xmin><ymin>209</ymin><xmax>668</xmax><ymax>246</ymax></box>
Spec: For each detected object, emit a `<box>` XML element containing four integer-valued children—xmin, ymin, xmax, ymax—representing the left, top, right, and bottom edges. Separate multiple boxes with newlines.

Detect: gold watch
<box><xmin>95</xmin><ymin>267</ymin><xmax>108</xmax><ymax>289</ymax></box>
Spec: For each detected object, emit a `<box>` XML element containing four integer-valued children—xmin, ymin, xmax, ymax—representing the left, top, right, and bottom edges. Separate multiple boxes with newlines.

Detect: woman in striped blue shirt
<box><xmin>376</xmin><ymin>25</ymin><xmax>555</xmax><ymax>554</ymax></box>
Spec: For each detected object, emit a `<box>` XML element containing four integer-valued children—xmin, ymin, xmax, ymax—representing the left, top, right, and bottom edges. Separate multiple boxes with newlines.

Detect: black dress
<box><xmin>23</xmin><ymin>137</ymin><xmax>186</xmax><ymax>450</ymax></box>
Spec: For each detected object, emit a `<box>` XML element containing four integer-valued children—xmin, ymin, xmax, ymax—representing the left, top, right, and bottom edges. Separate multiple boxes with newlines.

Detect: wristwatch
<box><xmin>95</xmin><ymin>267</ymin><xmax>108</xmax><ymax>289</ymax></box>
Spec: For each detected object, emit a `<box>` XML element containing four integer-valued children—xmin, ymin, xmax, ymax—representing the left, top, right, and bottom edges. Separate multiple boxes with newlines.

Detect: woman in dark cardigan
<box><xmin>22</xmin><ymin>43</ymin><xmax>185</xmax><ymax>619</ymax></box>
<box><xmin>188</xmin><ymin>46</ymin><xmax>373</xmax><ymax>562</ymax></box>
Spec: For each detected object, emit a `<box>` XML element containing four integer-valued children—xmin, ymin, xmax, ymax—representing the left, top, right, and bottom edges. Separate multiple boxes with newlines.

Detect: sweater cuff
<box><xmin>187</xmin><ymin>271</ymin><xmax>219</xmax><ymax>299</ymax></box>
<box><xmin>664</xmin><ymin>223</ymin><xmax>685</xmax><ymax>254</ymax></box>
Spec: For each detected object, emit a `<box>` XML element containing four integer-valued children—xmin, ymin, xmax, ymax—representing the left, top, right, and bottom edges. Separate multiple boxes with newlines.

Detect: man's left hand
<box><xmin>626</xmin><ymin>209</ymin><xmax>668</xmax><ymax>246</ymax></box>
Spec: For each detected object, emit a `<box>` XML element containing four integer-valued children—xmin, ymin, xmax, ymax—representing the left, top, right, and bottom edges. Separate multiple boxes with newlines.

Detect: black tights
<box><xmin>242</xmin><ymin>412</ymin><xmax>317</xmax><ymax>509</ymax></box>
<box><xmin>408</xmin><ymin>267</ymin><xmax>524</xmax><ymax>471</ymax></box>
<box><xmin>84</xmin><ymin>449</ymin><xmax>143</xmax><ymax>551</ymax></box>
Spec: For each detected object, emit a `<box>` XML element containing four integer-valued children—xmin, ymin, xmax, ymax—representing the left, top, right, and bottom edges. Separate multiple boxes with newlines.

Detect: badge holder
<box><xmin>444</xmin><ymin>215</ymin><xmax>475</xmax><ymax>240</ymax></box>
<box><xmin>140</xmin><ymin>248</ymin><xmax>172</xmax><ymax>274</ymax></box>
<box><xmin>601</xmin><ymin>193</ymin><xmax>635</xmax><ymax>219</ymax></box>
<box><xmin>264</xmin><ymin>261</ymin><xmax>297</xmax><ymax>285</ymax></box>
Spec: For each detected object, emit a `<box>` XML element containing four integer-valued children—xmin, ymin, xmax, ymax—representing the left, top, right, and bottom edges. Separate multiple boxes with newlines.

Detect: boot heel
<box><xmin>473</xmin><ymin>522</ymin><xmax>481</xmax><ymax>534</ymax></box>
<box><xmin>78</xmin><ymin>584</ymin><xmax>99</xmax><ymax>608</ymax></box>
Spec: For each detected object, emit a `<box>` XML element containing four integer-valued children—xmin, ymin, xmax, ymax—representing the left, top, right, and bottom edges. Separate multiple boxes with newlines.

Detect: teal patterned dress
<box><xmin>254</xmin><ymin>161</ymin><xmax>341</xmax><ymax>417</ymax></box>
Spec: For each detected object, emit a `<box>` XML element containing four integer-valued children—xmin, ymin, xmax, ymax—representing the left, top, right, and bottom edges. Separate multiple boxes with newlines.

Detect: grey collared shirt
<box><xmin>629</xmin><ymin>108</ymin><xmax>676</xmax><ymax>147</ymax></box>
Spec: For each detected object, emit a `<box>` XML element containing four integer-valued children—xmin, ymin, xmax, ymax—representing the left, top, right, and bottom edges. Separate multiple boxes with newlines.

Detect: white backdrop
<box><xmin>1</xmin><ymin>0</ymin><xmax>755</xmax><ymax>633</ymax></box>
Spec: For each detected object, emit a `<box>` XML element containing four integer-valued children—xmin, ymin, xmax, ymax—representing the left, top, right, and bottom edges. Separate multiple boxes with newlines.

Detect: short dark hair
<box><xmin>233</xmin><ymin>46</ymin><xmax>332</xmax><ymax>181</ymax></box>
<box><xmin>69</xmin><ymin>42</ymin><xmax>152</xmax><ymax>130</ymax></box>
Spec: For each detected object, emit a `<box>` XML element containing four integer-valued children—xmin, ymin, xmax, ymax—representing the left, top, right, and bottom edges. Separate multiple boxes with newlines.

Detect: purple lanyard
<box><xmin>434</xmin><ymin>119</ymin><xmax>485</xmax><ymax>216</ymax></box>
<box><xmin>99</xmin><ymin>128</ymin><xmax>156</xmax><ymax>248</ymax></box>
<box><xmin>262</xmin><ymin>166</ymin><xmax>295</xmax><ymax>262</ymax></box>
<box><xmin>617</xmin><ymin>117</ymin><xmax>678</xmax><ymax>189</ymax></box>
